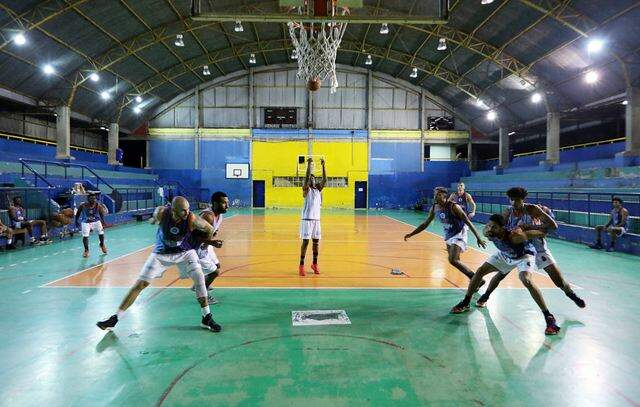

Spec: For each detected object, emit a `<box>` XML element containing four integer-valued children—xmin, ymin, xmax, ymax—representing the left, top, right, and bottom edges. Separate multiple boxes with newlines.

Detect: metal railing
<box><xmin>467</xmin><ymin>190</ymin><xmax>640</xmax><ymax>231</ymax></box>
<box><xmin>19</xmin><ymin>158</ymin><xmax>115</xmax><ymax>192</ymax></box>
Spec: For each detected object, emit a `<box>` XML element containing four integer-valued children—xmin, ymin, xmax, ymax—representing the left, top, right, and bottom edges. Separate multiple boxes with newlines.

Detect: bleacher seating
<box><xmin>453</xmin><ymin>155</ymin><xmax>640</xmax><ymax>254</ymax></box>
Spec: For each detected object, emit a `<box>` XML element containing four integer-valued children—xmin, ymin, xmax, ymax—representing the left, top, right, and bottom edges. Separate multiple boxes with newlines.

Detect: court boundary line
<box><xmin>382</xmin><ymin>214</ymin><xmax>583</xmax><ymax>289</ymax></box>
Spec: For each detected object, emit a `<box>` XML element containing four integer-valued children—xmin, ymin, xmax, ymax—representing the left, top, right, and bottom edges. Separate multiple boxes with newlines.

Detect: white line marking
<box><xmin>41</xmin><ymin>245</ymin><xmax>152</xmax><ymax>287</ymax></box>
<box><xmin>9</xmin><ymin>264</ymin><xmax>17</xmax><ymax>267</ymax></box>
<box><xmin>40</xmin><ymin>285</ymin><xmax>558</xmax><ymax>290</ymax></box>
<box><xmin>590</xmin><ymin>291</ymin><xmax>599</xmax><ymax>296</ymax></box>
<box><xmin>22</xmin><ymin>290</ymin><xmax>31</xmax><ymax>294</ymax></box>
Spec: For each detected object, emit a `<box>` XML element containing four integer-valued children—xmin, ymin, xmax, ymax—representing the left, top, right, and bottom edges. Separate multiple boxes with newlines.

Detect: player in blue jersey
<box><xmin>96</xmin><ymin>196</ymin><xmax>221</xmax><ymax>332</ymax></box>
<box><xmin>475</xmin><ymin>187</ymin><xmax>585</xmax><ymax>309</ymax></box>
<box><xmin>9</xmin><ymin>196</ymin><xmax>51</xmax><ymax>244</ymax></box>
<box><xmin>448</xmin><ymin>182</ymin><xmax>476</xmax><ymax>219</ymax></box>
<box><xmin>405</xmin><ymin>187</ymin><xmax>487</xmax><ymax>281</ymax></box>
<box><xmin>75</xmin><ymin>193</ymin><xmax>108</xmax><ymax>257</ymax></box>
<box><xmin>590</xmin><ymin>197</ymin><xmax>629</xmax><ymax>252</ymax></box>
<box><xmin>451</xmin><ymin>213</ymin><xmax>561</xmax><ymax>335</ymax></box>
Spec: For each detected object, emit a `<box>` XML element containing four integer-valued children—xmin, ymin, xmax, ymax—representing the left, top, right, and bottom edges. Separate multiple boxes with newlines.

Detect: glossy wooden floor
<box><xmin>47</xmin><ymin>212</ymin><xmax>555</xmax><ymax>289</ymax></box>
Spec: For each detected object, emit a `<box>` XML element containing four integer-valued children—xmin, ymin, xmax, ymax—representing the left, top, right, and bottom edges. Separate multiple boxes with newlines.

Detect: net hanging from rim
<box><xmin>288</xmin><ymin>4</ymin><xmax>348</xmax><ymax>94</ymax></box>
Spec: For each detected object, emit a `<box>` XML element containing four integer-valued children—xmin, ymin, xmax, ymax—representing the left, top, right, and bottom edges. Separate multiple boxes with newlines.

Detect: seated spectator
<box><xmin>0</xmin><ymin>218</ymin><xmax>15</xmax><ymax>250</ymax></box>
<box><xmin>72</xmin><ymin>183</ymin><xmax>87</xmax><ymax>195</ymax></box>
<box><xmin>9</xmin><ymin>196</ymin><xmax>51</xmax><ymax>244</ymax></box>
<box><xmin>590</xmin><ymin>197</ymin><xmax>629</xmax><ymax>252</ymax></box>
<box><xmin>51</xmin><ymin>207</ymin><xmax>76</xmax><ymax>238</ymax></box>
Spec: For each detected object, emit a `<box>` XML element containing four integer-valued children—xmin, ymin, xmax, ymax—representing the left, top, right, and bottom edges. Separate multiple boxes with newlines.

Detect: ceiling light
<box><xmin>100</xmin><ymin>126</ymin><xmax>107</xmax><ymax>131</ymax></box>
<box><xmin>174</xmin><ymin>33</ymin><xmax>184</xmax><ymax>47</ymax></box>
<box><xmin>234</xmin><ymin>20</ymin><xmax>244</xmax><ymax>32</ymax></box>
<box><xmin>475</xmin><ymin>98</ymin><xmax>485</xmax><ymax>108</ymax></box>
<box><xmin>365</xmin><ymin>54</ymin><xmax>372</xmax><ymax>65</ymax></box>
<box><xmin>487</xmin><ymin>111</ymin><xmax>497</xmax><ymax>121</ymax></box>
<box><xmin>13</xmin><ymin>32</ymin><xmax>26</xmax><ymax>46</ymax></box>
<box><xmin>380</xmin><ymin>23</ymin><xmax>389</xmax><ymax>35</ymax></box>
<box><xmin>437</xmin><ymin>38</ymin><xmax>447</xmax><ymax>51</ymax></box>
<box><xmin>202</xmin><ymin>65</ymin><xmax>211</xmax><ymax>76</ymax></box>
<box><xmin>43</xmin><ymin>64</ymin><xmax>55</xmax><ymax>75</ymax></box>
<box><xmin>291</xmin><ymin>48</ymin><xmax>298</xmax><ymax>60</ymax></box>
<box><xmin>587</xmin><ymin>38</ymin><xmax>605</xmax><ymax>54</ymax></box>
<box><xmin>249</xmin><ymin>53</ymin><xmax>256</xmax><ymax>64</ymax></box>
<box><xmin>134</xmin><ymin>106</ymin><xmax>142</xmax><ymax>114</ymax></box>
<box><xmin>531</xmin><ymin>92</ymin><xmax>542</xmax><ymax>103</ymax></box>
<box><xmin>410</xmin><ymin>67</ymin><xmax>418</xmax><ymax>78</ymax></box>
<box><xmin>89</xmin><ymin>72</ymin><xmax>100</xmax><ymax>82</ymax></box>
<box><xmin>508</xmin><ymin>131</ymin><xmax>516</xmax><ymax>136</ymax></box>
<box><xmin>100</xmin><ymin>90</ymin><xmax>110</xmax><ymax>100</ymax></box>
<box><xmin>481</xmin><ymin>0</ymin><xmax>495</xmax><ymax>4</ymax></box>
<box><xmin>622</xmin><ymin>100</ymin><xmax>628</xmax><ymax>106</ymax></box>
<box><xmin>135</xmin><ymin>95</ymin><xmax>143</xmax><ymax>103</ymax></box>
<box><xmin>584</xmin><ymin>70</ymin><xmax>599</xmax><ymax>84</ymax></box>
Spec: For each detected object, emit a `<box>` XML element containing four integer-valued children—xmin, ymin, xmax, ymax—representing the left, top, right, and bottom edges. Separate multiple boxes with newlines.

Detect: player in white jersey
<box><xmin>299</xmin><ymin>157</ymin><xmax>326</xmax><ymax>276</ymax></box>
<box><xmin>187</xmin><ymin>191</ymin><xmax>229</xmax><ymax>304</ymax></box>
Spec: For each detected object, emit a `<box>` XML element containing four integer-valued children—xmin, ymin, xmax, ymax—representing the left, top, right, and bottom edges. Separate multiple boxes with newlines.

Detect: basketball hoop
<box><xmin>288</xmin><ymin>2</ymin><xmax>349</xmax><ymax>94</ymax></box>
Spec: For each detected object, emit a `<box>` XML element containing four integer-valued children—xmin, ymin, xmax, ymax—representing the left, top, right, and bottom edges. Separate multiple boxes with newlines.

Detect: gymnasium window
<box><xmin>272</xmin><ymin>177</ymin><xmax>348</xmax><ymax>188</ymax></box>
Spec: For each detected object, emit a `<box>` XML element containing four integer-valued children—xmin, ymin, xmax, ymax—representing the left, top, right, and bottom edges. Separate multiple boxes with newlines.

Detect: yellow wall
<box><xmin>251</xmin><ymin>140</ymin><xmax>368</xmax><ymax>208</ymax></box>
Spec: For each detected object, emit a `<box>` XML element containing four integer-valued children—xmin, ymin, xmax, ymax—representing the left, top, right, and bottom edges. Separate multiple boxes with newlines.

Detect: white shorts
<box><xmin>139</xmin><ymin>250</ymin><xmax>202</xmax><ymax>282</ymax></box>
<box><xmin>81</xmin><ymin>221</ymin><xmax>104</xmax><ymax>237</ymax></box>
<box><xmin>198</xmin><ymin>246</ymin><xmax>220</xmax><ymax>275</ymax></box>
<box><xmin>445</xmin><ymin>226</ymin><xmax>468</xmax><ymax>252</ymax></box>
<box><xmin>487</xmin><ymin>252</ymin><xmax>536</xmax><ymax>275</ymax></box>
<box><xmin>535</xmin><ymin>250</ymin><xmax>556</xmax><ymax>270</ymax></box>
<box><xmin>300</xmin><ymin>219</ymin><xmax>321</xmax><ymax>240</ymax></box>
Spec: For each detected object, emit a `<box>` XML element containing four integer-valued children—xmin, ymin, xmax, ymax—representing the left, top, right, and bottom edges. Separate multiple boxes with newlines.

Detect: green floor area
<box><xmin>1</xmin><ymin>210</ymin><xmax>639</xmax><ymax>406</ymax></box>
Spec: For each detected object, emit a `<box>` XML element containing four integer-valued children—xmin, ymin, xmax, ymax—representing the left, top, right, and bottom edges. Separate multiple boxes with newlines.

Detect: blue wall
<box><xmin>370</xmin><ymin>141</ymin><xmax>422</xmax><ymax>174</ymax></box>
<box><xmin>200</xmin><ymin>140</ymin><xmax>251</xmax><ymax>206</ymax></box>
<box><xmin>479</xmin><ymin>141</ymin><xmax>626</xmax><ymax>170</ymax></box>
<box><xmin>369</xmin><ymin>161</ymin><xmax>471</xmax><ymax>209</ymax></box>
<box><xmin>149</xmin><ymin>139</ymin><xmax>195</xmax><ymax>169</ymax></box>
<box><xmin>0</xmin><ymin>137</ymin><xmax>107</xmax><ymax>164</ymax></box>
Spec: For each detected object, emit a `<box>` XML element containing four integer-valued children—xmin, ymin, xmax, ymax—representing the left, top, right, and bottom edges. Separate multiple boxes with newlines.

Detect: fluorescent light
<box><xmin>174</xmin><ymin>33</ymin><xmax>184</xmax><ymax>47</ymax></box>
<box><xmin>584</xmin><ymin>70</ymin><xmax>599</xmax><ymax>84</ymax></box>
<box><xmin>100</xmin><ymin>90</ymin><xmax>110</xmax><ymax>100</ymax></box>
<box><xmin>291</xmin><ymin>49</ymin><xmax>298</xmax><ymax>60</ymax></box>
<box><xmin>249</xmin><ymin>53</ymin><xmax>256</xmax><ymax>64</ymax></box>
<box><xmin>100</xmin><ymin>126</ymin><xmax>107</xmax><ymax>130</ymax></box>
<box><xmin>622</xmin><ymin>100</ymin><xmax>628</xmax><ymax>105</ymax></box>
<box><xmin>380</xmin><ymin>23</ymin><xmax>389</xmax><ymax>35</ymax></box>
<box><xmin>481</xmin><ymin>0</ymin><xmax>494</xmax><ymax>4</ymax></box>
<box><xmin>508</xmin><ymin>131</ymin><xmax>516</xmax><ymax>136</ymax></box>
<box><xmin>234</xmin><ymin>20</ymin><xmax>244</xmax><ymax>32</ymax></box>
<box><xmin>134</xmin><ymin>106</ymin><xmax>142</xmax><ymax>114</ymax></box>
<box><xmin>437</xmin><ymin>38</ymin><xmax>447</xmax><ymax>51</ymax></box>
<box><xmin>43</xmin><ymin>64</ymin><xmax>55</xmax><ymax>75</ymax></box>
<box><xmin>202</xmin><ymin>65</ymin><xmax>211</xmax><ymax>76</ymax></box>
<box><xmin>135</xmin><ymin>95</ymin><xmax>143</xmax><ymax>103</ymax></box>
<box><xmin>89</xmin><ymin>72</ymin><xmax>100</xmax><ymax>82</ymax></box>
<box><xmin>531</xmin><ymin>92</ymin><xmax>542</xmax><ymax>103</ymax></box>
<box><xmin>587</xmin><ymin>38</ymin><xmax>604</xmax><ymax>54</ymax></box>
<box><xmin>365</xmin><ymin>54</ymin><xmax>372</xmax><ymax>65</ymax></box>
<box><xmin>487</xmin><ymin>111</ymin><xmax>497</xmax><ymax>121</ymax></box>
<box><xmin>410</xmin><ymin>67</ymin><xmax>418</xmax><ymax>78</ymax></box>
<box><xmin>13</xmin><ymin>32</ymin><xmax>26</xmax><ymax>46</ymax></box>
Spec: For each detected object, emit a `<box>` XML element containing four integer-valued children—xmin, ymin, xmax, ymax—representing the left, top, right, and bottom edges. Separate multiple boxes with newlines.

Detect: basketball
<box><xmin>307</xmin><ymin>78</ymin><xmax>321</xmax><ymax>91</ymax></box>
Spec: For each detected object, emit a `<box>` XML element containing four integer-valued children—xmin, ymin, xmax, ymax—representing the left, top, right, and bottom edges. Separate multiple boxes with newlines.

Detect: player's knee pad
<box><xmin>189</xmin><ymin>269</ymin><xmax>207</xmax><ymax>298</ymax></box>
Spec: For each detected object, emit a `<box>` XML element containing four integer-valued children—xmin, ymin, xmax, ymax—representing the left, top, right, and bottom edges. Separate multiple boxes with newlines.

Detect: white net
<box><xmin>288</xmin><ymin>15</ymin><xmax>347</xmax><ymax>94</ymax></box>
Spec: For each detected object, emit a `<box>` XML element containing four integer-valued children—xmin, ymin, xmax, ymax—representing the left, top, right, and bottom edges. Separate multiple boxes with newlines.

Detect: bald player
<box><xmin>96</xmin><ymin>196</ymin><xmax>222</xmax><ymax>332</ymax></box>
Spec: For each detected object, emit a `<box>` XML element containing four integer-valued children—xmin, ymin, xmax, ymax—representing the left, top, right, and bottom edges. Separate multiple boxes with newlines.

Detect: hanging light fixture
<box><xmin>174</xmin><ymin>33</ymin><xmax>184</xmax><ymax>47</ymax></box>
<box><xmin>13</xmin><ymin>32</ymin><xmax>26</xmax><ymax>46</ymax></box>
<box><xmin>531</xmin><ymin>92</ymin><xmax>543</xmax><ymax>103</ymax></box>
<box><xmin>234</xmin><ymin>20</ymin><xmax>244</xmax><ymax>32</ymax></box>
<box><xmin>134</xmin><ymin>106</ymin><xmax>142</xmax><ymax>114</ymax></box>
<box><xmin>365</xmin><ymin>54</ymin><xmax>373</xmax><ymax>65</ymax></box>
<box><xmin>380</xmin><ymin>23</ymin><xmax>389</xmax><ymax>35</ymax></box>
<box><xmin>410</xmin><ymin>67</ymin><xmax>418</xmax><ymax>78</ymax></box>
<box><xmin>437</xmin><ymin>38</ymin><xmax>447</xmax><ymax>51</ymax></box>
<box><xmin>100</xmin><ymin>90</ymin><xmax>110</xmax><ymax>100</ymax></box>
<box><xmin>203</xmin><ymin>65</ymin><xmax>211</xmax><ymax>76</ymax></box>
<box><xmin>481</xmin><ymin>0</ymin><xmax>495</xmax><ymax>4</ymax></box>
<box><xmin>135</xmin><ymin>95</ymin><xmax>143</xmax><ymax>103</ymax></box>
<box><xmin>249</xmin><ymin>53</ymin><xmax>256</xmax><ymax>64</ymax></box>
